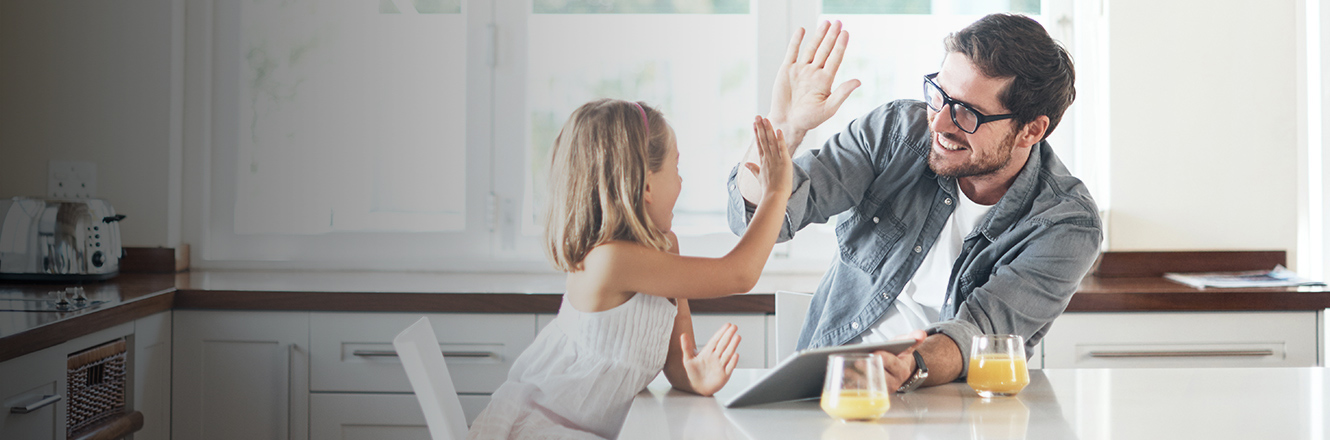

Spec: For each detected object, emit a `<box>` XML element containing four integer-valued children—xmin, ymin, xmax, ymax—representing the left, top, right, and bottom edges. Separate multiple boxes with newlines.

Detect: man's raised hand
<box><xmin>768</xmin><ymin>20</ymin><xmax>861</xmax><ymax>152</ymax></box>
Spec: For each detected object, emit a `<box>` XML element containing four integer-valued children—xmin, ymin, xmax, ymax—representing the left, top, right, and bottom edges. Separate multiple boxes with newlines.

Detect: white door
<box><xmin>172</xmin><ymin>310</ymin><xmax>310</xmax><ymax>440</ymax></box>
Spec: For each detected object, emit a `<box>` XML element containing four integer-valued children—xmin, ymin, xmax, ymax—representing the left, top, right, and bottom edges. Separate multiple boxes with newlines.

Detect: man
<box><xmin>728</xmin><ymin>14</ymin><xmax>1101</xmax><ymax>392</ymax></box>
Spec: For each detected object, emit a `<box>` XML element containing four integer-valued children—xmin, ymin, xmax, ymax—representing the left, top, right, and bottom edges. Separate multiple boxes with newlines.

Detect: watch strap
<box><xmin>896</xmin><ymin>350</ymin><xmax>929</xmax><ymax>393</ymax></box>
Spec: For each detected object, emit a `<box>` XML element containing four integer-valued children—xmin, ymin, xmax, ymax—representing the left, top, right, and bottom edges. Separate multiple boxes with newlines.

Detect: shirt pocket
<box><xmin>835</xmin><ymin>204</ymin><xmax>905</xmax><ymax>275</ymax></box>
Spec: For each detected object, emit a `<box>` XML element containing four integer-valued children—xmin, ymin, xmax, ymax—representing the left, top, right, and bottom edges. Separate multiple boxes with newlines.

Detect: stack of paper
<box><xmin>1163</xmin><ymin>265</ymin><xmax>1325</xmax><ymax>289</ymax></box>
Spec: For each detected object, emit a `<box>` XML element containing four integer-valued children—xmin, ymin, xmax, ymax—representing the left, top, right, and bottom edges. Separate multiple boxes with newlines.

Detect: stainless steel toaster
<box><xmin>0</xmin><ymin>197</ymin><xmax>125</xmax><ymax>281</ymax></box>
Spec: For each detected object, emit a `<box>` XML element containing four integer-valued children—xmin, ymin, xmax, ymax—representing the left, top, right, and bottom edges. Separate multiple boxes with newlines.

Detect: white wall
<box><xmin>1105</xmin><ymin>0</ymin><xmax>1300</xmax><ymax>257</ymax></box>
<box><xmin>0</xmin><ymin>0</ymin><xmax>181</xmax><ymax>248</ymax></box>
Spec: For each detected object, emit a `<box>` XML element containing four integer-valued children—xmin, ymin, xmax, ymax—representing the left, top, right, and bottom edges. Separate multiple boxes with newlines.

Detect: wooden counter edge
<box><xmin>0</xmin><ymin>290</ymin><xmax>175</xmax><ymax>363</ymax></box>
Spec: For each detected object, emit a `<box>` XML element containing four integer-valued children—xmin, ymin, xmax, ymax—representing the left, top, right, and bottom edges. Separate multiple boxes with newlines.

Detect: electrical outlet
<box><xmin>48</xmin><ymin>161</ymin><xmax>97</xmax><ymax>199</ymax></box>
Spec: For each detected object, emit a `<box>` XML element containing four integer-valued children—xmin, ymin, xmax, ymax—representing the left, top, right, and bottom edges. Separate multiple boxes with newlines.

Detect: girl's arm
<box><xmin>662</xmin><ymin>298</ymin><xmax>741</xmax><ymax>396</ymax></box>
<box><xmin>583</xmin><ymin>117</ymin><xmax>793</xmax><ymax>300</ymax></box>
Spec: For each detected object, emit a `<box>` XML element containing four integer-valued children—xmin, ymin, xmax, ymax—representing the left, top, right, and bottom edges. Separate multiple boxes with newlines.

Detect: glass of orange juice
<box><xmin>820</xmin><ymin>353</ymin><xmax>890</xmax><ymax>421</ymax></box>
<box><xmin>967</xmin><ymin>334</ymin><xmax>1030</xmax><ymax>398</ymax></box>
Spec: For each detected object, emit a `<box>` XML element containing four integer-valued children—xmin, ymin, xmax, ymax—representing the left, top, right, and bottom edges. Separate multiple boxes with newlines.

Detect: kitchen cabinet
<box><xmin>0</xmin><ymin>345</ymin><xmax>62</xmax><ymax>440</ymax></box>
<box><xmin>310</xmin><ymin>393</ymin><xmax>430</xmax><ymax>440</ymax></box>
<box><xmin>0</xmin><ymin>321</ymin><xmax>136</xmax><ymax>440</ymax></box>
<box><xmin>132</xmin><ymin>311</ymin><xmax>172</xmax><ymax>440</ymax></box>
<box><xmin>308</xmin><ymin>312</ymin><xmax>535</xmax><ymax>426</ymax></box>
<box><xmin>1043</xmin><ymin>311</ymin><xmax>1319</xmax><ymax>368</ymax></box>
<box><xmin>172</xmin><ymin>311</ymin><xmax>309</xmax><ymax>440</ymax></box>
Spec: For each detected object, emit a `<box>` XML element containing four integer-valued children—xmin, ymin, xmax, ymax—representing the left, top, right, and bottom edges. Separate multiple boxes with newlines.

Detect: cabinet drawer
<box><xmin>310</xmin><ymin>313</ymin><xmax>535</xmax><ymax>394</ymax></box>
<box><xmin>1043</xmin><ymin>312</ymin><xmax>1317</xmax><ymax>368</ymax></box>
<box><xmin>0</xmin><ymin>349</ymin><xmax>62</xmax><ymax>440</ymax></box>
<box><xmin>310</xmin><ymin>392</ymin><xmax>491</xmax><ymax>439</ymax></box>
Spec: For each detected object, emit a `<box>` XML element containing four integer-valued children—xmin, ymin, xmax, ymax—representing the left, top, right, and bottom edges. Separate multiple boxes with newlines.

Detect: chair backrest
<box><xmin>393</xmin><ymin>317</ymin><xmax>469</xmax><ymax>440</ymax></box>
<box><xmin>775</xmin><ymin>290</ymin><xmax>814</xmax><ymax>361</ymax></box>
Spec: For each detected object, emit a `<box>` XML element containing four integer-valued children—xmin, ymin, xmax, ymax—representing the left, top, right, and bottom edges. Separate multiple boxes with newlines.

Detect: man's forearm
<box><xmin>920</xmin><ymin>333</ymin><xmax>963</xmax><ymax>386</ymax></box>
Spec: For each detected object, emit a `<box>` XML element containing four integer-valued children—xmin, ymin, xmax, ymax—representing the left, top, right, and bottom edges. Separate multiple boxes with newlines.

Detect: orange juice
<box><xmin>820</xmin><ymin>389</ymin><xmax>890</xmax><ymax>421</ymax></box>
<box><xmin>967</xmin><ymin>354</ymin><xmax>1029</xmax><ymax>397</ymax></box>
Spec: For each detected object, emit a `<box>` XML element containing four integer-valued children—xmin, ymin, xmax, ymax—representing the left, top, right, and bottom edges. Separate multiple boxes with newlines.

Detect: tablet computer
<box><xmin>721</xmin><ymin>338</ymin><xmax>916</xmax><ymax>408</ymax></box>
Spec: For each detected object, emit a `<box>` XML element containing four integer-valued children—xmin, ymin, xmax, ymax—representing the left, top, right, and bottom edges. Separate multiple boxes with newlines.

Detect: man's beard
<box><xmin>927</xmin><ymin>128</ymin><xmax>1019</xmax><ymax>178</ymax></box>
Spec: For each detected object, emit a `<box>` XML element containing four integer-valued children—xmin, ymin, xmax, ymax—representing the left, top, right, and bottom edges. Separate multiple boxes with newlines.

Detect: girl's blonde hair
<box><xmin>545</xmin><ymin>99</ymin><xmax>674</xmax><ymax>272</ymax></box>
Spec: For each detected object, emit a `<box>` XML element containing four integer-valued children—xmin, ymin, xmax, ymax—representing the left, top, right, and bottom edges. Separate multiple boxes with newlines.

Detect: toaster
<box><xmin>0</xmin><ymin>197</ymin><xmax>125</xmax><ymax>281</ymax></box>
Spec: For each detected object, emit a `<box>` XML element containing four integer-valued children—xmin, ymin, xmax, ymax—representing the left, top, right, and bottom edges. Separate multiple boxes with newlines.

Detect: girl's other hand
<box><xmin>744</xmin><ymin>116</ymin><xmax>793</xmax><ymax>200</ymax></box>
<box><xmin>680</xmin><ymin>323</ymin><xmax>741</xmax><ymax>396</ymax></box>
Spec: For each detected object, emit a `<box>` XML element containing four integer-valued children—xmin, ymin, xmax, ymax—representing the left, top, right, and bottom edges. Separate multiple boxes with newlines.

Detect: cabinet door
<box><xmin>0</xmin><ymin>349</ymin><xmax>62</xmax><ymax>440</ymax></box>
<box><xmin>173</xmin><ymin>311</ymin><xmax>310</xmax><ymax>440</ymax></box>
<box><xmin>133</xmin><ymin>311</ymin><xmax>172</xmax><ymax>440</ymax></box>
<box><xmin>1043</xmin><ymin>311</ymin><xmax>1318</xmax><ymax>369</ymax></box>
<box><xmin>310</xmin><ymin>392</ymin><xmax>491</xmax><ymax>439</ymax></box>
<box><xmin>310</xmin><ymin>393</ymin><xmax>430</xmax><ymax>440</ymax></box>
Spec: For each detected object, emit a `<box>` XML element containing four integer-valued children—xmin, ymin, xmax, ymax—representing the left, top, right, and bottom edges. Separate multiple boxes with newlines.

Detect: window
<box><xmin>187</xmin><ymin>0</ymin><xmax>1092</xmax><ymax>271</ymax></box>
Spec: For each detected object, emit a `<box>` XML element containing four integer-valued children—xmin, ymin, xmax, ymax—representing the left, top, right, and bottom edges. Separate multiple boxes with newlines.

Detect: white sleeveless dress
<box><xmin>467</xmin><ymin>292</ymin><xmax>678</xmax><ymax>439</ymax></box>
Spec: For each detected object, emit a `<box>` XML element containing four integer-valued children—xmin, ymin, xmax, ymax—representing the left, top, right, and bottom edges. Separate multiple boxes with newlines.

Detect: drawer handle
<box><xmin>1088</xmin><ymin>349</ymin><xmax>1275</xmax><ymax>358</ymax></box>
<box><xmin>10</xmin><ymin>394</ymin><xmax>61</xmax><ymax>414</ymax></box>
<box><xmin>352</xmin><ymin>349</ymin><xmax>495</xmax><ymax>358</ymax></box>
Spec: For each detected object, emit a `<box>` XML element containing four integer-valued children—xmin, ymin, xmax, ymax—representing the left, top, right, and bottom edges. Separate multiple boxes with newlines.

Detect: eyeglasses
<box><xmin>923</xmin><ymin>73</ymin><xmax>1016</xmax><ymax>134</ymax></box>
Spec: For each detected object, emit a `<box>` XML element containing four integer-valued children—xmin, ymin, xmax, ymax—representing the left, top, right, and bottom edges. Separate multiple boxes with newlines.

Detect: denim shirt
<box><xmin>727</xmin><ymin>100</ymin><xmax>1102</xmax><ymax>377</ymax></box>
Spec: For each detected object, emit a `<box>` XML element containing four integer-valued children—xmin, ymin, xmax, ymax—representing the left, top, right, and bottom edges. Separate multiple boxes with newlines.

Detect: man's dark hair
<box><xmin>945</xmin><ymin>13</ymin><xmax>1075</xmax><ymax>140</ymax></box>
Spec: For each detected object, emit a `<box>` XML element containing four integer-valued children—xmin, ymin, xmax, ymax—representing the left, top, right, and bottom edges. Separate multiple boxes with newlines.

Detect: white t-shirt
<box><xmin>855</xmin><ymin>188</ymin><xmax>993</xmax><ymax>344</ymax></box>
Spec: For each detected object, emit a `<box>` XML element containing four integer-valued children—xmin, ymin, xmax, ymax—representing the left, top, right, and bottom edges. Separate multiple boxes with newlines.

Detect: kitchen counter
<box><xmin>621</xmin><ymin>367</ymin><xmax>1330</xmax><ymax>439</ymax></box>
<box><xmin>5</xmin><ymin>254</ymin><xmax>1330</xmax><ymax>362</ymax></box>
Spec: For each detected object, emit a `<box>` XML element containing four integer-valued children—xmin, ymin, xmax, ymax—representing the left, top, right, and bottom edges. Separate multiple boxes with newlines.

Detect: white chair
<box><xmin>393</xmin><ymin>317</ymin><xmax>470</xmax><ymax>440</ymax></box>
<box><xmin>774</xmin><ymin>290</ymin><xmax>814</xmax><ymax>361</ymax></box>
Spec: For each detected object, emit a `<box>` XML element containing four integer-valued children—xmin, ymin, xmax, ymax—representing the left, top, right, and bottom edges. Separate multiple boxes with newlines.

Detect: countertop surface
<box><xmin>623</xmin><ymin>367</ymin><xmax>1330</xmax><ymax>439</ymax></box>
<box><xmin>4</xmin><ymin>267</ymin><xmax>1330</xmax><ymax>362</ymax></box>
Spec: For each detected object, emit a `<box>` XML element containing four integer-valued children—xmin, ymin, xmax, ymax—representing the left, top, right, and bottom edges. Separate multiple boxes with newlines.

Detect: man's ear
<box><xmin>1018</xmin><ymin>115</ymin><xmax>1050</xmax><ymax>149</ymax></box>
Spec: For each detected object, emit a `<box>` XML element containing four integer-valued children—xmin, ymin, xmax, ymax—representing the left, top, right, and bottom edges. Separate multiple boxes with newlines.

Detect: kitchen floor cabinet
<box><xmin>133</xmin><ymin>311</ymin><xmax>172</xmax><ymax>440</ymax></box>
<box><xmin>172</xmin><ymin>311</ymin><xmax>310</xmax><ymax>440</ymax></box>
<box><xmin>308</xmin><ymin>312</ymin><xmax>535</xmax><ymax>426</ymax></box>
<box><xmin>0</xmin><ymin>321</ymin><xmax>139</xmax><ymax>440</ymax></box>
<box><xmin>1043</xmin><ymin>311</ymin><xmax>1319</xmax><ymax>368</ymax></box>
<box><xmin>0</xmin><ymin>345</ymin><xmax>63</xmax><ymax>440</ymax></box>
<box><xmin>310</xmin><ymin>393</ymin><xmax>430</xmax><ymax>440</ymax></box>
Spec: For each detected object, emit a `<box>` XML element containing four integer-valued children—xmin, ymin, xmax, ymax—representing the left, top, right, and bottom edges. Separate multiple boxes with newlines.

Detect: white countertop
<box><xmin>622</xmin><ymin>367</ymin><xmax>1329</xmax><ymax>439</ymax></box>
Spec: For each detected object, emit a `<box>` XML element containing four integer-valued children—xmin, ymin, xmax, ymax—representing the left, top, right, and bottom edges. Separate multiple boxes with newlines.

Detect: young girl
<box><xmin>466</xmin><ymin>99</ymin><xmax>792</xmax><ymax>439</ymax></box>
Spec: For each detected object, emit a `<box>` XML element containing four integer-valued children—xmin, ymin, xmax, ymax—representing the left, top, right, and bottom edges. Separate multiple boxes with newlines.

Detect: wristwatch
<box><xmin>896</xmin><ymin>351</ymin><xmax>929</xmax><ymax>393</ymax></box>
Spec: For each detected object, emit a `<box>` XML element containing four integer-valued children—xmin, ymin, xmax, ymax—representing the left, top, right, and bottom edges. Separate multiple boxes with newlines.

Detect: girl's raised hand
<box><xmin>680</xmin><ymin>323</ymin><xmax>741</xmax><ymax>397</ymax></box>
<box><xmin>744</xmin><ymin>116</ymin><xmax>793</xmax><ymax>200</ymax></box>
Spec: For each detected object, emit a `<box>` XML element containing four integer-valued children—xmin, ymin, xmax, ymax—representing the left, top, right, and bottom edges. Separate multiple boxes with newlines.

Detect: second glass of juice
<box><xmin>967</xmin><ymin>334</ymin><xmax>1030</xmax><ymax>398</ymax></box>
<box><xmin>820</xmin><ymin>353</ymin><xmax>891</xmax><ymax>421</ymax></box>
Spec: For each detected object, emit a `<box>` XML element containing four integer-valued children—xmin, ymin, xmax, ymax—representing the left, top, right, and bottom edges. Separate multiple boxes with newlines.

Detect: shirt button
<box><xmin>872</xmin><ymin>216</ymin><xmax>879</xmax><ymax>224</ymax></box>
<box><xmin>944</xmin><ymin>197</ymin><xmax>953</xmax><ymax>205</ymax></box>
<box><xmin>883</xmin><ymin>292</ymin><xmax>890</xmax><ymax>299</ymax></box>
<box><xmin>851</xmin><ymin>322</ymin><xmax>860</xmax><ymax>330</ymax></box>
<box><xmin>914</xmin><ymin>245</ymin><xmax>923</xmax><ymax>253</ymax></box>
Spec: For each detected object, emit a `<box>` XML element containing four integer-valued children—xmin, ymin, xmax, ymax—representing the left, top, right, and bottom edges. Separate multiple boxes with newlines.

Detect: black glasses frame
<box><xmin>923</xmin><ymin>73</ymin><xmax>1016</xmax><ymax>134</ymax></box>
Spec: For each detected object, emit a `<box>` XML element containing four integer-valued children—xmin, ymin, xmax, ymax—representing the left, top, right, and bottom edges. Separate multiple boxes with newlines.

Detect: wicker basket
<box><xmin>66</xmin><ymin>338</ymin><xmax>127</xmax><ymax>436</ymax></box>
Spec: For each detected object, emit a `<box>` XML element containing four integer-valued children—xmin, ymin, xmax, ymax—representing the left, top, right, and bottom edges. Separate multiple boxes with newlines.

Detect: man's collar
<box><xmin>976</xmin><ymin>141</ymin><xmax>1045</xmax><ymax>240</ymax></box>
